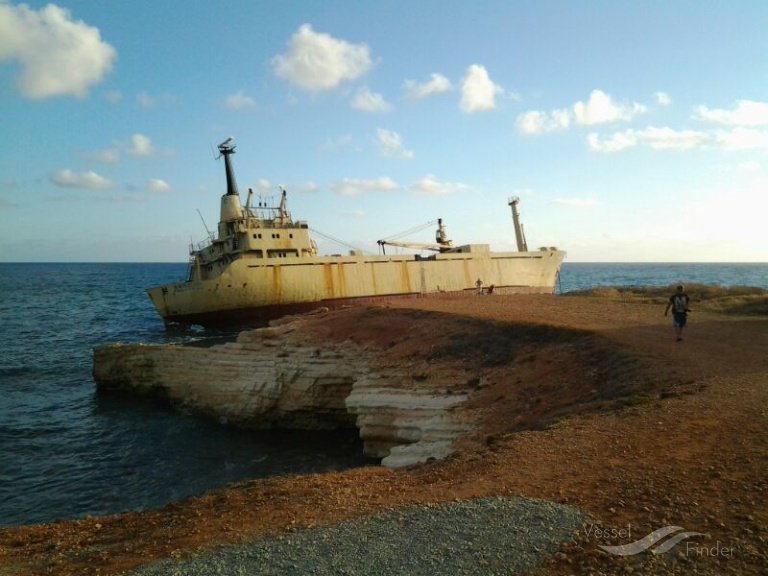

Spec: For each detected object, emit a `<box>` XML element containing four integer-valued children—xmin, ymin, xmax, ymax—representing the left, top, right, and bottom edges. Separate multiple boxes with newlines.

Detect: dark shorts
<box><xmin>672</xmin><ymin>312</ymin><xmax>687</xmax><ymax>328</ymax></box>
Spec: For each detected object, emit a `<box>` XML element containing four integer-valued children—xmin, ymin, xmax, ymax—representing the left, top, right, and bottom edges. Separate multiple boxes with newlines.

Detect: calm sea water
<box><xmin>0</xmin><ymin>262</ymin><xmax>766</xmax><ymax>528</ymax></box>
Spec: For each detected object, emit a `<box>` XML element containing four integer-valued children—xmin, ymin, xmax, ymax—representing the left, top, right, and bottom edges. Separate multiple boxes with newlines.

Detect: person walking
<box><xmin>664</xmin><ymin>285</ymin><xmax>691</xmax><ymax>342</ymax></box>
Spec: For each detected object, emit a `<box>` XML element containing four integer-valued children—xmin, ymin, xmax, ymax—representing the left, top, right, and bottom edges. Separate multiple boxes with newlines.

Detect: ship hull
<box><xmin>148</xmin><ymin>249</ymin><xmax>565</xmax><ymax>328</ymax></box>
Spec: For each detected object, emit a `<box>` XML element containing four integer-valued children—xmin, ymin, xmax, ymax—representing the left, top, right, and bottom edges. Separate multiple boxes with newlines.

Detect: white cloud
<box><xmin>376</xmin><ymin>129</ymin><xmax>413</xmax><ymax>159</ymax></box>
<box><xmin>518</xmin><ymin>90</ymin><xmax>646</xmax><ymax>135</ymax></box>
<box><xmin>404</xmin><ymin>73</ymin><xmax>452</xmax><ymax>100</ymax></box>
<box><xmin>130</xmin><ymin>134</ymin><xmax>153</xmax><ymax>156</ymax></box>
<box><xmin>655</xmin><ymin>92</ymin><xmax>671</xmax><ymax>106</ymax></box>
<box><xmin>716</xmin><ymin>127</ymin><xmax>768</xmax><ymax>151</ymax></box>
<box><xmin>695</xmin><ymin>100</ymin><xmax>768</xmax><ymax>126</ymax></box>
<box><xmin>408</xmin><ymin>174</ymin><xmax>470</xmax><ymax>196</ymax></box>
<box><xmin>516</xmin><ymin>109</ymin><xmax>571</xmax><ymax>135</ymax></box>
<box><xmin>639</xmin><ymin>127</ymin><xmax>711</xmax><ymax>150</ymax></box>
<box><xmin>147</xmin><ymin>179</ymin><xmax>171</xmax><ymax>194</ymax></box>
<box><xmin>0</xmin><ymin>2</ymin><xmax>116</xmax><ymax>99</ymax></box>
<box><xmin>351</xmin><ymin>87</ymin><xmax>392</xmax><ymax>113</ymax></box>
<box><xmin>587</xmin><ymin>127</ymin><xmax>710</xmax><ymax>153</ymax></box>
<box><xmin>573</xmin><ymin>90</ymin><xmax>646</xmax><ymax>125</ymax></box>
<box><xmin>553</xmin><ymin>197</ymin><xmax>598</xmax><ymax>207</ymax></box>
<box><xmin>50</xmin><ymin>169</ymin><xmax>115</xmax><ymax>190</ymax></box>
<box><xmin>330</xmin><ymin>177</ymin><xmax>399</xmax><ymax>196</ymax></box>
<box><xmin>586</xmin><ymin>132</ymin><xmax>637</xmax><ymax>153</ymax></box>
<box><xmin>224</xmin><ymin>90</ymin><xmax>255</xmax><ymax>110</ymax></box>
<box><xmin>271</xmin><ymin>24</ymin><xmax>372</xmax><ymax>91</ymax></box>
<box><xmin>460</xmin><ymin>64</ymin><xmax>502</xmax><ymax>113</ymax></box>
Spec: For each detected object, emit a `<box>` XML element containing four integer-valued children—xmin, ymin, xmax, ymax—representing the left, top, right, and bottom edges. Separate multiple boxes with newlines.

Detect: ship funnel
<box><xmin>218</xmin><ymin>137</ymin><xmax>243</xmax><ymax>224</ymax></box>
<box><xmin>218</xmin><ymin>137</ymin><xmax>239</xmax><ymax>197</ymax></box>
<box><xmin>508</xmin><ymin>197</ymin><xmax>528</xmax><ymax>252</ymax></box>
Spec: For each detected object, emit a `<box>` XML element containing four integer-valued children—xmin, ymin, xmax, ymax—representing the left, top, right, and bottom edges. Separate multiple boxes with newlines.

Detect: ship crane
<box><xmin>377</xmin><ymin>218</ymin><xmax>453</xmax><ymax>255</ymax></box>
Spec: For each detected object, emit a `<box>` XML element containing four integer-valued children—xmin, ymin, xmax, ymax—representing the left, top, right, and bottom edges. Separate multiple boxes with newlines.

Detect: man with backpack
<box><xmin>664</xmin><ymin>285</ymin><xmax>691</xmax><ymax>342</ymax></box>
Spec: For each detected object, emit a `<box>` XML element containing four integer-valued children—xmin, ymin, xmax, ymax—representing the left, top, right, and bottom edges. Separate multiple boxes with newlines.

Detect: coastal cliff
<box><xmin>93</xmin><ymin>297</ymin><xmax>662</xmax><ymax>470</ymax></box>
<box><xmin>93</xmin><ymin>309</ymin><xmax>472</xmax><ymax>468</ymax></box>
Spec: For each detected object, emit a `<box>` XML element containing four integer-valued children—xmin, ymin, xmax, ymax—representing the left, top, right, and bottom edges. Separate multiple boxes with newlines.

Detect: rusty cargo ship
<box><xmin>147</xmin><ymin>138</ymin><xmax>565</xmax><ymax>327</ymax></box>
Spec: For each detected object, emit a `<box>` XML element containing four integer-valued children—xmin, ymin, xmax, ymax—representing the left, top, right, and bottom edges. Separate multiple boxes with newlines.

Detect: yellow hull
<box><xmin>148</xmin><ymin>249</ymin><xmax>565</xmax><ymax>327</ymax></box>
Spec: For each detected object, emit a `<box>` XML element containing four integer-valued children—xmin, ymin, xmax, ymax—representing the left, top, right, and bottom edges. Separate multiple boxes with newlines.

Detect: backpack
<box><xmin>672</xmin><ymin>294</ymin><xmax>688</xmax><ymax>313</ymax></box>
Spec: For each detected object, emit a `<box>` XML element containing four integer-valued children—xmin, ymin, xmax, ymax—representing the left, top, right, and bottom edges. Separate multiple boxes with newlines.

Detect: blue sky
<box><xmin>1</xmin><ymin>0</ymin><xmax>767</xmax><ymax>262</ymax></box>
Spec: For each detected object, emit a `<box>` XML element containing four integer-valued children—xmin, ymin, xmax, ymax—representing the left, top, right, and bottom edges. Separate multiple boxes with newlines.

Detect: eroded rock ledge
<box><xmin>93</xmin><ymin>312</ymin><xmax>470</xmax><ymax>468</ymax></box>
<box><xmin>94</xmin><ymin>303</ymin><xmax>656</xmax><ymax>470</ymax></box>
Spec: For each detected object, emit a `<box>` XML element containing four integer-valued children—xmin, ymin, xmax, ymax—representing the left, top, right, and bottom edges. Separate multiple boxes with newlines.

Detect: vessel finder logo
<box><xmin>598</xmin><ymin>525</ymin><xmax>704</xmax><ymax>556</ymax></box>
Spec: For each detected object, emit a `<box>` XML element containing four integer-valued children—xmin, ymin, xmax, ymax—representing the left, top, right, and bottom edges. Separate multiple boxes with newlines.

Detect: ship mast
<box><xmin>508</xmin><ymin>197</ymin><xmax>528</xmax><ymax>252</ymax></box>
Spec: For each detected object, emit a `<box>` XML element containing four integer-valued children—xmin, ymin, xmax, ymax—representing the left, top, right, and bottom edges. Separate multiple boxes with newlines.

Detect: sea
<box><xmin>1</xmin><ymin>262</ymin><xmax>766</xmax><ymax>528</ymax></box>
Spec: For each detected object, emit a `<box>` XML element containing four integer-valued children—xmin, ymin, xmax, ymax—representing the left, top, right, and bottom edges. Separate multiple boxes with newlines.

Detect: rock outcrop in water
<box><xmin>93</xmin><ymin>312</ymin><xmax>470</xmax><ymax>468</ymax></box>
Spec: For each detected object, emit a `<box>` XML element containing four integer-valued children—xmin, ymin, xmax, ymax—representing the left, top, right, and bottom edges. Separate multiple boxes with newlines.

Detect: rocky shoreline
<box><xmin>2</xmin><ymin>294</ymin><xmax>766</xmax><ymax>575</ymax></box>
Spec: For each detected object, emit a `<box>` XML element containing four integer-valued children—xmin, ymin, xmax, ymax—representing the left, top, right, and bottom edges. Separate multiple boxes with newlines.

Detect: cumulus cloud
<box><xmin>376</xmin><ymin>129</ymin><xmax>413</xmax><ymax>159</ymax></box>
<box><xmin>351</xmin><ymin>87</ymin><xmax>392</xmax><ymax>113</ymax></box>
<box><xmin>587</xmin><ymin>127</ymin><xmax>710</xmax><ymax>153</ymax></box>
<box><xmin>330</xmin><ymin>177</ymin><xmax>399</xmax><ymax>196</ymax></box>
<box><xmin>404</xmin><ymin>73</ymin><xmax>452</xmax><ymax>100</ymax></box>
<box><xmin>694</xmin><ymin>100</ymin><xmax>768</xmax><ymax>126</ymax></box>
<box><xmin>224</xmin><ymin>90</ymin><xmax>255</xmax><ymax>110</ymax></box>
<box><xmin>516</xmin><ymin>109</ymin><xmax>571</xmax><ymax>135</ymax></box>
<box><xmin>272</xmin><ymin>24</ymin><xmax>372</xmax><ymax>91</ymax></box>
<box><xmin>408</xmin><ymin>175</ymin><xmax>470</xmax><ymax>196</ymax></box>
<box><xmin>519</xmin><ymin>90</ymin><xmax>648</xmax><ymax>135</ymax></box>
<box><xmin>147</xmin><ymin>178</ymin><xmax>171</xmax><ymax>194</ymax></box>
<box><xmin>460</xmin><ymin>65</ymin><xmax>502</xmax><ymax>113</ymax></box>
<box><xmin>50</xmin><ymin>169</ymin><xmax>115</xmax><ymax>190</ymax></box>
<box><xmin>573</xmin><ymin>90</ymin><xmax>646</xmax><ymax>125</ymax></box>
<box><xmin>129</xmin><ymin>134</ymin><xmax>153</xmax><ymax>156</ymax></box>
<box><xmin>0</xmin><ymin>2</ymin><xmax>116</xmax><ymax>99</ymax></box>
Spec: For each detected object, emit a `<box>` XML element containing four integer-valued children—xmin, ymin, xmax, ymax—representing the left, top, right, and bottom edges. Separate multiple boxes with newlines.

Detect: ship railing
<box><xmin>190</xmin><ymin>235</ymin><xmax>215</xmax><ymax>254</ymax></box>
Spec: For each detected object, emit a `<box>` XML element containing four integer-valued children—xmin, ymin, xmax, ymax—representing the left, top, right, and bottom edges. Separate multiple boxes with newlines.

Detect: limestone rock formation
<box><xmin>93</xmin><ymin>318</ymin><xmax>471</xmax><ymax>468</ymax></box>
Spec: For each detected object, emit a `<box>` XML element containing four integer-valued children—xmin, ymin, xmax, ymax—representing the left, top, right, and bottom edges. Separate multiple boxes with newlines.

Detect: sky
<box><xmin>1</xmin><ymin>0</ymin><xmax>767</xmax><ymax>263</ymax></box>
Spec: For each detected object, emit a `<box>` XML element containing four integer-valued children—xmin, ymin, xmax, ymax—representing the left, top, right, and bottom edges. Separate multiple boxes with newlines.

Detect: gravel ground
<box><xmin>124</xmin><ymin>496</ymin><xmax>589</xmax><ymax>576</ymax></box>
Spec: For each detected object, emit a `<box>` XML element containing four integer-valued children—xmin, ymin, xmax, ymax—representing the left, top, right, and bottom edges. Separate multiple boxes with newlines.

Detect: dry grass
<box><xmin>565</xmin><ymin>283</ymin><xmax>768</xmax><ymax>315</ymax></box>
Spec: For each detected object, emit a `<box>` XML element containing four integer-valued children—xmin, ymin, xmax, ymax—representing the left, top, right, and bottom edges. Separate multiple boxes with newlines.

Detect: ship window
<box><xmin>267</xmin><ymin>249</ymin><xmax>298</xmax><ymax>258</ymax></box>
<box><xmin>255</xmin><ymin>250</ymin><xmax>263</xmax><ymax>258</ymax></box>
<box><xmin>289</xmin><ymin>233</ymin><xmax>293</xmax><ymax>238</ymax></box>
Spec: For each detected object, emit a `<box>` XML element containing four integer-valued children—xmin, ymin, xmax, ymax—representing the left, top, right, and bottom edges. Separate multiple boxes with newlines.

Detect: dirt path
<box><xmin>1</xmin><ymin>295</ymin><xmax>766</xmax><ymax>575</ymax></box>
